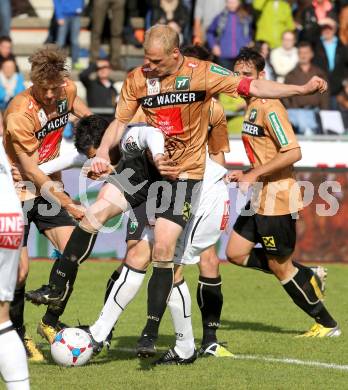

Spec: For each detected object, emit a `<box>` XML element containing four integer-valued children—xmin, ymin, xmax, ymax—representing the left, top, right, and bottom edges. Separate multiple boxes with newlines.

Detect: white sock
<box><xmin>90</xmin><ymin>265</ymin><xmax>146</xmax><ymax>342</ymax></box>
<box><xmin>168</xmin><ymin>280</ymin><xmax>195</xmax><ymax>359</ymax></box>
<box><xmin>0</xmin><ymin>321</ymin><xmax>29</xmax><ymax>390</ymax></box>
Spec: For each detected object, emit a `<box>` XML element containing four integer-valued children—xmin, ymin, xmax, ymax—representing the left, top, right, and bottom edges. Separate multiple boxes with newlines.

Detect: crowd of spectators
<box><xmin>0</xmin><ymin>0</ymin><xmax>347</xmax><ymax>136</ymax></box>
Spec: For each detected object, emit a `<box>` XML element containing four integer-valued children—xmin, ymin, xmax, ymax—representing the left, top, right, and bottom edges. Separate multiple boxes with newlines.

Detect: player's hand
<box><xmin>90</xmin><ymin>148</ymin><xmax>111</xmax><ymax>174</ymax></box>
<box><xmin>11</xmin><ymin>164</ymin><xmax>23</xmax><ymax>182</ymax></box>
<box><xmin>303</xmin><ymin>76</ymin><xmax>328</xmax><ymax>95</ymax></box>
<box><xmin>212</xmin><ymin>45</ymin><xmax>221</xmax><ymax>57</ymax></box>
<box><xmin>237</xmin><ymin>170</ymin><xmax>259</xmax><ymax>194</ymax></box>
<box><xmin>225</xmin><ymin>170</ymin><xmax>244</xmax><ymax>183</ymax></box>
<box><xmin>154</xmin><ymin>154</ymin><xmax>180</xmax><ymax>181</ymax></box>
<box><xmin>65</xmin><ymin>203</ymin><xmax>86</xmax><ymax>221</ymax></box>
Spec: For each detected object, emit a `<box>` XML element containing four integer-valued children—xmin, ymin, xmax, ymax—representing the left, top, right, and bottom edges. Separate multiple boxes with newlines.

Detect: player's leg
<box><xmin>156</xmin><ymin>265</ymin><xmax>196</xmax><ymax>365</ymax></box>
<box><xmin>258</xmin><ymin>214</ymin><xmax>340</xmax><ymax>337</ymax></box>
<box><xmin>89</xmin><ymin>237</ymin><xmax>151</xmax><ymax>349</ymax></box>
<box><xmin>197</xmin><ymin>246</ymin><xmax>232</xmax><ymax>357</ymax></box>
<box><xmin>137</xmin><ymin>179</ymin><xmax>200</xmax><ymax>353</ymax></box>
<box><xmin>9</xmin><ymin>247</ymin><xmax>43</xmax><ymax>362</ymax></box>
<box><xmin>26</xmin><ymin>183</ymin><xmax>128</xmax><ymax>305</ymax></box>
<box><xmin>0</xmin><ymin>233</ymin><xmax>29</xmax><ymax>389</ymax></box>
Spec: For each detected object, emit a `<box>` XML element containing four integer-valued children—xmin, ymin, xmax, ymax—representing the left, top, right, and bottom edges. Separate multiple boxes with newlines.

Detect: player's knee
<box><xmin>226</xmin><ymin>251</ymin><xmax>246</xmax><ymax>266</ymax></box>
<box><xmin>125</xmin><ymin>246</ymin><xmax>149</xmax><ymax>271</ymax></box>
<box><xmin>268</xmin><ymin>257</ymin><xmax>293</xmax><ymax>280</ymax></box>
<box><xmin>152</xmin><ymin>242</ymin><xmax>173</xmax><ymax>261</ymax></box>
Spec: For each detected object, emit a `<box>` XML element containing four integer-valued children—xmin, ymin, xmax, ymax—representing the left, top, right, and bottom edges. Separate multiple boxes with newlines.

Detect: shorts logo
<box><xmin>57</xmin><ymin>99</ymin><xmax>68</xmax><ymax>115</ymax></box>
<box><xmin>268</xmin><ymin>112</ymin><xmax>289</xmax><ymax>146</ymax></box>
<box><xmin>209</xmin><ymin>64</ymin><xmax>231</xmax><ymax>76</ymax></box>
<box><xmin>147</xmin><ymin>78</ymin><xmax>160</xmax><ymax>95</ymax></box>
<box><xmin>220</xmin><ymin>200</ymin><xmax>230</xmax><ymax>230</ymax></box>
<box><xmin>0</xmin><ymin>213</ymin><xmax>23</xmax><ymax>250</ymax></box>
<box><xmin>182</xmin><ymin>201</ymin><xmax>192</xmax><ymax>222</ymax></box>
<box><xmin>249</xmin><ymin>109</ymin><xmax>257</xmax><ymax>123</ymax></box>
<box><xmin>262</xmin><ymin>236</ymin><xmax>276</xmax><ymax>248</ymax></box>
<box><xmin>175</xmin><ymin>76</ymin><xmax>190</xmax><ymax>90</ymax></box>
<box><xmin>129</xmin><ymin>220</ymin><xmax>138</xmax><ymax>234</ymax></box>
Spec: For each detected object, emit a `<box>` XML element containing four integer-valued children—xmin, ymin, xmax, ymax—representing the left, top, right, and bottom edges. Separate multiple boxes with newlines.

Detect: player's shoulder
<box><xmin>62</xmin><ymin>78</ymin><xmax>77</xmax><ymax>93</ymax></box>
<box><xmin>5</xmin><ymin>88</ymin><xmax>34</xmax><ymax>116</ymax></box>
<box><xmin>256</xmin><ymin>98</ymin><xmax>286</xmax><ymax>113</ymax></box>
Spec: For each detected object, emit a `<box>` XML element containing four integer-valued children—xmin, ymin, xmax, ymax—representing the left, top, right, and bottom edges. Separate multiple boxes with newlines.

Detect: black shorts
<box><xmin>126</xmin><ymin>201</ymin><xmax>149</xmax><ymax>242</ymax></box>
<box><xmin>233</xmin><ymin>209</ymin><xmax>297</xmax><ymax>257</ymax></box>
<box><xmin>108</xmin><ymin>153</ymin><xmax>162</xmax><ymax>209</ymax></box>
<box><xmin>155</xmin><ymin>179</ymin><xmax>202</xmax><ymax>229</ymax></box>
<box><xmin>22</xmin><ymin>196</ymin><xmax>76</xmax><ymax>247</ymax></box>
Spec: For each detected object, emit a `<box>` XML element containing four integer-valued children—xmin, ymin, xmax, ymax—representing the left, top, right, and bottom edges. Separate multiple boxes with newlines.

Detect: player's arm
<box><xmin>249</xmin><ymin>76</ymin><xmax>327</xmax><ymax>99</ymax></box>
<box><xmin>207</xmin><ymin>99</ymin><xmax>229</xmax><ymax>168</ymax></box>
<box><xmin>39</xmin><ymin>149</ymin><xmax>87</xmax><ymax>175</ymax></box>
<box><xmin>71</xmin><ymin>96</ymin><xmax>92</xmax><ymax>118</ymax></box>
<box><xmin>16</xmin><ymin>150</ymin><xmax>84</xmax><ymax>219</ymax></box>
<box><xmin>206</xmin><ymin>64</ymin><xmax>327</xmax><ymax>100</ymax></box>
<box><xmin>92</xmin><ymin>72</ymin><xmax>140</xmax><ymax>174</ymax></box>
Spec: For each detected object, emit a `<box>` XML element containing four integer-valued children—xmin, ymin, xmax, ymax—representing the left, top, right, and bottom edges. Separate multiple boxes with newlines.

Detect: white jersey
<box><xmin>39</xmin><ymin>124</ymin><xmax>165</xmax><ymax>175</ymax></box>
<box><xmin>0</xmin><ymin>143</ymin><xmax>23</xmax><ymax>302</ymax></box>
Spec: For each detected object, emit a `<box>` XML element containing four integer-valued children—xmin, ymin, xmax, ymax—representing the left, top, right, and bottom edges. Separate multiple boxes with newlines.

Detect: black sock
<box><xmin>282</xmin><ymin>267</ymin><xmax>337</xmax><ymax>328</ymax></box>
<box><xmin>197</xmin><ymin>275</ymin><xmax>223</xmax><ymax>346</ymax></box>
<box><xmin>141</xmin><ymin>264</ymin><xmax>174</xmax><ymax>339</ymax></box>
<box><xmin>50</xmin><ymin>225</ymin><xmax>97</xmax><ymax>291</ymax></box>
<box><xmin>104</xmin><ymin>269</ymin><xmax>121</xmax><ymax>303</ymax></box>
<box><xmin>9</xmin><ymin>285</ymin><xmax>26</xmax><ymax>338</ymax></box>
<box><xmin>245</xmin><ymin>248</ymin><xmax>271</xmax><ymax>273</ymax></box>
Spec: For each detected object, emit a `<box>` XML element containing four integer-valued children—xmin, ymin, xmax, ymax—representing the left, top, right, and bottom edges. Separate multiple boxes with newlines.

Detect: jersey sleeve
<box><xmin>265</xmin><ymin>101</ymin><xmax>300</xmax><ymax>151</ymax></box>
<box><xmin>39</xmin><ymin>148</ymin><xmax>86</xmax><ymax>174</ymax></box>
<box><xmin>208</xmin><ymin>99</ymin><xmax>230</xmax><ymax>154</ymax></box>
<box><xmin>115</xmin><ymin>71</ymin><xmax>141</xmax><ymax>124</ymax></box>
<box><xmin>6</xmin><ymin>113</ymin><xmax>39</xmax><ymax>155</ymax></box>
<box><xmin>205</xmin><ymin>62</ymin><xmax>251</xmax><ymax>99</ymax></box>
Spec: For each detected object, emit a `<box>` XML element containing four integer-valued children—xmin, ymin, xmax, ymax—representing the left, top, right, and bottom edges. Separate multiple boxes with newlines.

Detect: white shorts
<box><xmin>0</xmin><ymin>144</ymin><xmax>24</xmax><ymax>301</ymax></box>
<box><xmin>140</xmin><ymin>179</ymin><xmax>229</xmax><ymax>265</ymax></box>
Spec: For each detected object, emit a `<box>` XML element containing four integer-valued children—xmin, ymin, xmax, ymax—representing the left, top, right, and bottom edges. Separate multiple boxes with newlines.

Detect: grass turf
<box><xmin>5</xmin><ymin>261</ymin><xmax>348</xmax><ymax>390</ymax></box>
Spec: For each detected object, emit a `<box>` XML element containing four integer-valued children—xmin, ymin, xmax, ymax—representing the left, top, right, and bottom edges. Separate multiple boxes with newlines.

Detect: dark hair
<box><xmin>74</xmin><ymin>115</ymin><xmax>110</xmax><ymax>155</ymax></box>
<box><xmin>0</xmin><ymin>36</ymin><xmax>12</xmax><ymax>45</ymax></box>
<box><xmin>233</xmin><ymin>47</ymin><xmax>265</xmax><ymax>72</ymax></box>
<box><xmin>181</xmin><ymin>45</ymin><xmax>212</xmax><ymax>61</ymax></box>
<box><xmin>297</xmin><ymin>41</ymin><xmax>313</xmax><ymax>50</ymax></box>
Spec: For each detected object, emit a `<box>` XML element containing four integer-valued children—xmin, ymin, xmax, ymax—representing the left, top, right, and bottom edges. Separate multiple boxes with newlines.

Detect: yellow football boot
<box><xmin>297</xmin><ymin>323</ymin><xmax>341</xmax><ymax>338</ymax></box>
<box><xmin>23</xmin><ymin>335</ymin><xmax>44</xmax><ymax>362</ymax></box>
<box><xmin>199</xmin><ymin>342</ymin><xmax>234</xmax><ymax>357</ymax></box>
<box><xmin>37</xmin><ymin>320</ymin><xmax>58</xmax><ymax>344</ymax></box>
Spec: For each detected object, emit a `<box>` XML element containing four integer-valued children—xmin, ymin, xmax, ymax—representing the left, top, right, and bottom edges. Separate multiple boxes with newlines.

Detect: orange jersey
<box><xmin>3</xmin><ymin>78</ymin><xmax>77</xmax><ymax>200</ymax></box>
<box><xmin>116</xmin><ymin>57</ymin><xmax>247</xmax><ymax>179</ymax></box>
<box><xmin>3</xmin><ymin>78</ymin><xmax>76</xmax><ymax>166</ymax></box>
<box><xmin>242</xmin><ymin>98</ymin><xmax>302</xmax><ymax>215</ymax></box>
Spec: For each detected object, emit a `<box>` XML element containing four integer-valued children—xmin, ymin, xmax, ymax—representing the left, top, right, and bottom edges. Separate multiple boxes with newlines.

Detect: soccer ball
<box><xmin>51</xmin><ymin>328</ymin><xmax>93</xmax><ymax>367</ymax></box>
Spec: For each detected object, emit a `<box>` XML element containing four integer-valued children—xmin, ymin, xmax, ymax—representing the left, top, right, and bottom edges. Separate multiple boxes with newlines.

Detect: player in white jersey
<box><xmin>0</xmin><ymin>143</ymin><xmax>30</xmax><ymax>390</ymax></box>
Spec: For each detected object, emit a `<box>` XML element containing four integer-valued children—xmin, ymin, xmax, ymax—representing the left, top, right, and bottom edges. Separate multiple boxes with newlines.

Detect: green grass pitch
<box><xmin>6</xmin><ymin>261</ymin><xmax>348</xmax><ymax>390</ymax></box>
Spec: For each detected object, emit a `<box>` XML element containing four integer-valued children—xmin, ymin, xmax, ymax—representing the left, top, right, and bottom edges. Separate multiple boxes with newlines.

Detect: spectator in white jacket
<box><xmin>270</xmin><ymin>30</ymin><xmax>298</xmax><ymax>83</ymax></box>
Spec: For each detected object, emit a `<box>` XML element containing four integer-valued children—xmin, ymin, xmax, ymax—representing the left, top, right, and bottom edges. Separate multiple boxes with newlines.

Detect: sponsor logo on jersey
<box><xmin>140</xmin><ymin>91</ymin><xmax>206</xmax><ymax>108</ymax></box>
<box><xmin>38</xmin><ymin>108</ymin><xmax>48</xmax><ymax>127</ymax></box>
<box><xmin>175</xmin><ymin>76</ymin><xmax>190</xmax><ymax>90</ymax></box>
<box><xmin>210</xmin><ymin>64</ymin><xmax>231</xmax><ymax>76</ymax></box>
<box><xmin>35</xmin><ymin>113</ymin><xmax>70</xmax><ymax>140</ymax></box>
<box><xmin>124</xmin><ymin>136</ymin><xmax>140</xmax><ymax>153</ymax></box>
<box><xmin>156</xmin><ymin>107</ymin><xmax>184</xmax><ymax>136</ymax></box>
<box><xmin>146</xmin><ymin>78</ymin><xmax>160</xmax><ymax>95</ymax></box>
<box><xmin>57</xmin><ymin>98</ymin><xmax>68</xmax><ymax>115</ymax></box>
<box><xmin>268</xmin><ymin>112</ymin><xmax>289</xmax><ymax>146</ymax></box>
<box><xmin>249</xmin><ymin>109</ymin><xmax>257</xmax><ymax>123</ymax></box>
<box><xmin>242</xmin><ymin>121</ymin><xmax>265</xmax><ymax>137</ymax></box>
<box><xmin>187</xmin><ymin>62</ymin><xmax>198</xmax><ymax>68</ymax></box>
<box><xmin>0</xmin><ymin>213</ymin><xmax>23</xmax><ymax>250</ymax></box>
<box><xmin>262</xmin><ymin>236</ymin><xmax>276</xmax><ymax>248</ymax></box>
